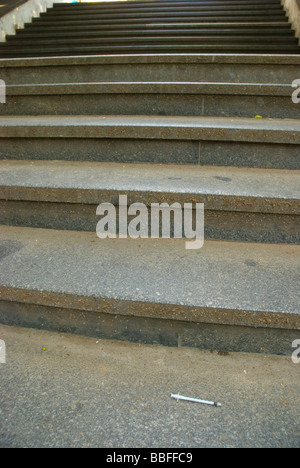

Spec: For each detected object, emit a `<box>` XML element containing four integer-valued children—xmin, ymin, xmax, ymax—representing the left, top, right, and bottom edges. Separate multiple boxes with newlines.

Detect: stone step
<box><xmin>2</xmin><ymin>82</ymin><xmax>298</xmax><ymax>120</ymax></box>
<box><xmin>6</xmin><ymin>36</ymin><xmax>298</xmax><ymax>47</ymax></box>
<box><xmin>52</xmin><ymin>0</ymin><xmax>283</xmax><ymax>8</ymax></box>
<box><xmin>20</xmin><ymin>21</ymin><xmax>293</xmax><ymax>33</ymax></box>
<box><xmin>38</xmin><ymin>10</ymin><xmax>287</xmax><ymax>21</ymax></box>
<box><xmin>0</xmin><ymin>115</ymin><xmax>299</xmax><ymax>169</ymax></box>
<box><xmin>46</xmin><ymin>2</ymin><xmax>285</xmax><ymax>15</ymax></box>
<box><xmin>0</xmin><ymin>44</ymin><xmax>299</xmax><ymax>58</ymax></box>
<box><xmin>0</xmin><ymin>225</ymin><xmax>299</xmax><ymax>355</ymax></box>
<box><xmin>1</xmin><ymin>44</ymin><xmax>299</xmax><ymax>58</ymax></box>
<box><xmin>0</xmin><ymin>160</ymin><xmax>299</xmax><ymax>244</ymax></box>
<box><xmin>29</xmin><ymin>16</ymin><xmax>289</xmax><ymax>26</ymax></box>
<box><xmin>8</xmin><ymin>27</ymin><xmax>296</xmax><ymax>40</ymax></box>
<box><xmin>1</xmin><ymin>55</ymin><xmax>299</xmax><ymax>85</ymax></box>
<box><xmin>34</xmin><ymin>10</ymin><xmax>288</xmax><ymax>21</ymax></box>
<box><xmin>0</xmin><ymin>114</ymin><xmax>299</xmax><ymax>142</ymax></box>
<box><xmin>43</xmin><ymin>7</ymin><xmax>286</xmax><ymax>19</ymax></box>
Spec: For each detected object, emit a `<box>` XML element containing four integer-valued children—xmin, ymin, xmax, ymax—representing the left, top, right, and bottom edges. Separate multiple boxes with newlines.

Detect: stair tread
<box><xmin>46</xmin><ymin>3</ymin><xmax>284</xmax><ymax>12</ymax></box>
<box><xmin>1</xmin><ymin>115</ymin><xmax>299</xmax><ymax>144</ymax></box>
<box><xmin>10</xmin><ymin>29</ymin><xmax>296</xmax><ymax>39</ymax></box>
<box><xmin>52</xmin><ymin>0</ymin><xmax>284</xmax><ymax>6</ymax></box>
<box><xmin>1</xmin><ymin>54</ymin><xmax>299</xmax><ymax>68</ymax></box>
<box><xmin>1</xmin><ymin>45</ymin><xmax>299</xmax><ymax>58</ymax></box>
<box><xmin>5</xmin><ymin>36</ymin><xmax>298</xmax><ymax>46</ymax></box>
<box><xmin>24</xmin><ymin>21</ymin><xmax>292</xmax><ymax>27</ymax></box>
<box><xmin>0</xmin><ymin>225</ymin><xmax>299</xmax><ymax>327</ymax></box>
<box><xmin>43</xmin><ymin>7</ymin><xmax>285</xmax><ymax>15</ymax></box>
<box><xmin>34</xmin><ymin>13</ymin><xmax>288</xmax><ymax>20</ymax></box>
<box><xmin>25</xmin><ymin>18</ymin><xmax>292</xmax><ymax>26</ymax></box>
<box><xmin>22</xmin><ymin>22</ymin><xmax>293</xmax><ymax>33</ymax></box>
<box><xmin>5</xmin><ymin>82</ymin><xmax>294</xmax><ymax>97</ymax></box>
<box><xmin>37</xmin><ymin>15</ymin><xmax>287</xmax><ymax>23</ymax></box>
<box><xmin>1</xmin><ymin>160</ymin><xmax>299</xmax><ymax>214</ymax></box>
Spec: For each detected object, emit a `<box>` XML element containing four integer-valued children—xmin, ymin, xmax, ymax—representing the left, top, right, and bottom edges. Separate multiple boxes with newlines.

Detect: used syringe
<box><xmin>171</xmin><ymin>393</ymin><xmax>222</xmax><ymax>407</ymax></box>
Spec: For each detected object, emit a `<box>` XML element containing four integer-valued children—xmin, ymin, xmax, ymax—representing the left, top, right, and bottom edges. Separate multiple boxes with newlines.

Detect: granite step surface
<box><xmin>0</xmin><ymin>160</ymin><xmax>299</xmax><ymax>244</ymax></box>
<box><xmin>1</xmin><ymin>44</ymin><xmax>299</xmax><ymax>58</ymax></box>
<box><xmin>18</xmin><ymin>22</ymin><xmax>293</xmax><ymax>34</ymax></box>
<box><xmin>1</xmin><ymin>55</ymin><xmax>299</xmax><ymax>86</ymax></box>
<box><xmin>8</xmin><ymin>27</ymin><xmax>296</xmax><ymax>40</ymax></box>
<box><xmin>1</xmin><ymin>115</ymin><xmax>298</xmax><ymax>169</ymax></box>
<box><xmin>1</xmin><ymin>115</ymin><xmax>299</xmax><ymax>143</ymax></box>
<box><xmin>5</xmin><ymin>36</ymin><xmax>298</xmax><ymax>47</ymax></box>
<box><xmin>46</xmin><ymin>2</ymin><xmax>285</xmax><ymax>14</ymax></box>
<box><xmin>0</xmin><ymin>225</ymin><xmax>299</xmax><ymax>354</ymax></box>
<box><xmin>1</xmin><ymin>82</ymin><xmax>298</xmax><ymax>120</ymax></box>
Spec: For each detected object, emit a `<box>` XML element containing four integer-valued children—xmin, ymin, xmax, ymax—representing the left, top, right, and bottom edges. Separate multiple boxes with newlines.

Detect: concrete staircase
<box><xmin>1</xmin><ymin>0</ymin><xmax>300</xmax><ymax>56</ymax></box>
<box><xmin>0</xmin><ymin>1</ymin><xmax>299</xmax><ymax>355</ymax></box>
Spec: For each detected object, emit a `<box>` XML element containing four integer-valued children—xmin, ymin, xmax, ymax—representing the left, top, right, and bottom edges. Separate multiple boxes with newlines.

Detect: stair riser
<box><xmin>22</xmin><ymin>17</ymin><xmax>292</xmax><ymax>30</ymax></box>
<box><xmin>18</xmin><ymin>24</ymin><xmax>294</xmax><ymax>34</ymax></box>
<box><xmin>42</xmin><ymin>5</ymin><xmax>285</xmax><ymax>15</ymax></box>
<box><xmin>33</xmin><ymin>13</ymin><xmax>289</xmax><ymax>22</ymax></box>
<box><xmin>1</xmin><ymin>59</ymin><xmax>299</xmax><ymax>85</ymax></box>
<box><xmin>1</xmin><ymin>138</ymin><xmax>299</xmax><ymax>170</ymax></box>
<box><xmin>2</xmin><ymin>46</ymin><xmax>300</xmax><ymax>58</ymax></box>
<box><xmin>51</xmin><ymin>0</ymin><xmax>284</xmax><ymax>8</ymax></box>
<box><xmin>0</xmin><ymin>299</ymin><xmax>298</xmax><ymax>356</ymax></box>
<box><xmin>40</xmin><ymin>10</ymin><xmax>286</xmax><ymax>20</ymax></box>
<box><xmin>1</xmin><ymin>93</ymin><xmax>297</xmax><ymax>120</ymax></box>
<box><xmin>199</xmin><ymin>141</ymin><xmax>300</xmax><ymax>170</ymax></box>
<box><xmin>8</xmin><ymin>29</ymin><xmax>296</xmax><ymax>40</ymax></box>
<box><xmin>0</xmin><ymin>200</ymin><xmax>298</xmax><ymax>244</ymax></box>
<box><xmin>0</xmin><ymin>138</ymin><xmax>199</xmax><ymax>165</ymax></box>
<box><xmin>2</xmin><ymin>52</ymin><xmax>300</xmax><ymax>59</ymax></box>
<box><xmin>5</xmin><ymin>37</ymin><xmax>298</xmax><ymax>47</ymax></box>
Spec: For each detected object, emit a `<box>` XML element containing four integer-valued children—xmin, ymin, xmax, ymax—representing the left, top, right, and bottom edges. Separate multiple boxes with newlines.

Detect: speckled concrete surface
<box><xmin>1</xmin><ymin>160</ymin><xmax>299</xmax><ymax>212</ymax></box>
<box><xmin>0</xmin><ymin>324</ymin><xmax>299</xmax><ymax>448</ymax></box>
<box><xmin>0</xmin><ymin>161</ymin><xmax>299</xmax><ymax>244</ymax></box>
<box><xmin>1</xmin><ymin>54</ymin><xmax>300</xmax><ymax>86</ymax></box>
<box><xmin>0</xmin><ymin>115</ymin><xmax>299</xmax><ymax>144</ymax></box>
<box><xmin>5</xmin><ymin>82</ymin><xmax>295</xmax><ymax>96</ymax></box>
<box><xmin>0</xmin><ymin>225</ymin><xmax>299</xmax><ymax>350</ymax></box>
<box><xmin>2</xmin><ymin>82</ymin><xmax>297</xmax><ymax>119</ymax></box>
